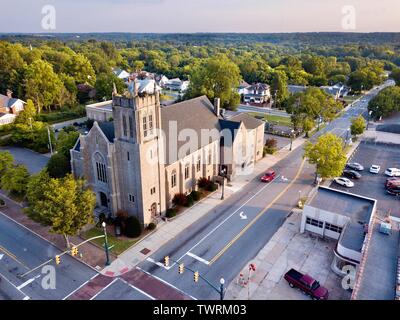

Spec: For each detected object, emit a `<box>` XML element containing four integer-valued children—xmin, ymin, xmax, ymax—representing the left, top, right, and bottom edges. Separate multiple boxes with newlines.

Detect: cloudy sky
<box><xmin>1</xmin><ymin>0</ymin><xmax>399</xmax><ymax>33</ymax></box>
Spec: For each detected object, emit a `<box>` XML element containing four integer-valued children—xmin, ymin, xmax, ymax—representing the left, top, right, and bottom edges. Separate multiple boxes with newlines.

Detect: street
<box><xmin>135</xmin><ymin>81</ymin><xmax>394</xmax><ymax>300</ymax></box>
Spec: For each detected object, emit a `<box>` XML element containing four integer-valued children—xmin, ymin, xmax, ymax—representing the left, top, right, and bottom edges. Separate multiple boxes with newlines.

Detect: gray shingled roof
<box><xmin>228</xmin><ymin>113</ymin><xmax>264</xmax><ymax>130</ymax></box>
<box><xmin>98</xmin><ymin>121</ymin><xmax>115</xmax><ymax>142</ymax></box>
<box><xmin>161</xmin><ymin>96</ymin><xmax>220</xmax><ymax>164</ymax></box>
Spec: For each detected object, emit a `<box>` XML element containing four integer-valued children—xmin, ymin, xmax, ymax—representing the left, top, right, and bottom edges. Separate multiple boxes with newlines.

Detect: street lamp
<box><xmin>367</xmin><ymin>110</ymin><xmax>373</xmax><ymax>130</ymax></box>
<box><xmin>345</xmin><ymin>128</ymin><xmax>351</xmax><ymax>148</ymax></box>
<box><xmin>289</xmin><ymin>129</ymin><xmax>295</xmax><ymax>151</ymax></box>
<box><xmin>102</xmin><ymin>221</ymin><xmax>111</xmax><ymax>266</ymax></box>
<box><xmin>220</xmin><ymin>168</ymin><xmax>227</xmax><ymax>200</ymax></box>
<box><xmin>219</xmin><ymin>278</ymin><xmax>225</xmax><ymax>301</ymax></box>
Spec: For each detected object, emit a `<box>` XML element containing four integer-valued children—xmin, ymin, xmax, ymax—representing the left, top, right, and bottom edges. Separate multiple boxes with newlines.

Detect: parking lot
<box><xmin>329</xmin><ymin>141</ymin><xmax>400</xmax><ymax>219</ymax></box>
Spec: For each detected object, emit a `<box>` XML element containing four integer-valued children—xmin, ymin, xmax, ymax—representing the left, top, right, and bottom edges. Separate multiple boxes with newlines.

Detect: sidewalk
<box><xmin>102</xmin><ymin>137</ymin><xmax>308</xmax><ymax>276</ymax></box>
<box><xmin>224</xmin><ymin>209</ymin><xmax>351</xmax><ymax>300</ymax></box>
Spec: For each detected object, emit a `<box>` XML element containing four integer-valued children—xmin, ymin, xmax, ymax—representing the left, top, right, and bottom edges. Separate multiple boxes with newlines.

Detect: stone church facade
<box><xmin>71</xmin><ymin>89</ymin><xmax>265</xmax><ymax>226</ymax></box>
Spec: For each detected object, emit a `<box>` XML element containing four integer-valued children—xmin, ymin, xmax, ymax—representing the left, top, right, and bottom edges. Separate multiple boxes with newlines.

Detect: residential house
<box><xmin>239</xmin><ymin>83</ymin><xmax>271</xmax><ymax>104</ymax></box>
<box><xmin>0</xmin><ymin>90</ymin><xmax>26</xmax><ymax>125</ymax></box>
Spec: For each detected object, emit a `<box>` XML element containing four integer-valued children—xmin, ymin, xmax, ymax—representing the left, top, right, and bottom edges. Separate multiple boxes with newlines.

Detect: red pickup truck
<box><xmin>284</xmin><ymin>268</ymin><xmax>329</xmax><ymax>300</ymax></box>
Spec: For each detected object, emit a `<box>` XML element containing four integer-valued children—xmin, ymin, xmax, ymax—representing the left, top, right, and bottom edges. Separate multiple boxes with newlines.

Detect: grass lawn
<box><xmin>82</xmin><ymin>226</ymin><xmax>140</xmax><ymax>256</ymax></box>
<box><xmin>343</xmin><ymin>95</ymin><xmax>362</xmax><ymax>104</ymax></box>
<box><xmin>247</xmin><ymin>112</ymin><xmax>292</xmax><ymax>126</ymax></box>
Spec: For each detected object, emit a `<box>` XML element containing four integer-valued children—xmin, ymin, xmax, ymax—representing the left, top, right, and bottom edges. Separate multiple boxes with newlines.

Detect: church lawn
<box><xmin>82</xmin><ymin>226</ymin><xmax>140</xmax><ymax>256</ymax></box>
<box><xmin>247</xmin><ymin>112</ymin><xmax>292</xmax><ymax>126</ymax></box>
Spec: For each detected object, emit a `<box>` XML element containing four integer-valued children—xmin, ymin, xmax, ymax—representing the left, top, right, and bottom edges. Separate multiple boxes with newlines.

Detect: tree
<box><xmin>185</xmin><ymin>54</ymin><xmax>241</xmax><ymax>110</ymax></box>
<box><xmin>14</xmin><ymin>99</ymin><xmax>36</xmax><ymax>125</ymax></box>
<box><xmin>304</xmin><ymin>133</ymin><xmax>347</xmax><ymax>179</ymax></box>
<box><xmin>47</xmin><ymin>153</ymin><xmax>71</xmax><ymax>178</ymax></box>
<box><xmin>23</xmin><ymin>60</ymin><xmax>64</xmax><ymax>113</ymax></box>
<box><xmin>56</xmin><ymin>130</ymin><xmax>80</xmax><ymax>158</ymax></box>
<box><xmin>0</xmin><ymin>151</ymin><xmax>14</xmax><ymax>176</ymax></box>
<box><xmin>270</xmin><ymin>70</ymin><xmax>289</xmax><ymax>108</ymax></box>
<box><xmin>26</xmin><ymin>174</ymin><xmax>96</xmax><ymax>247</ymax></box>
<box><xmin>350</xmin><ymin>116</ymin><xmax>366</xmax><ymax>137</ymax></box>
<box><xmin>65</xmin><ymin>53</ymin><xmax>96</xmax><ymax>86</ymax></box>
<box><xmin>302</xmin><ymin>117</ymin><xmax>315</xmax><ymax>138</ymax></box>
<box><xmin>368</xmin><ymin>86</ymin><xmax>400</xmax><ymax>119</ymax></box>
<box><xmin>391</xmin><ymin>68</ymin><xmax>400</xmax><ymax>86</ymax></box>
<box><xmin>95</xmin><ymin>73</ymin><xmax>126</xmax><ymax>100</ymax></box>
<box><xmin>1</xmin><ymin>164</ymin><xmax>30</xmax><ymax>196</ymax></box>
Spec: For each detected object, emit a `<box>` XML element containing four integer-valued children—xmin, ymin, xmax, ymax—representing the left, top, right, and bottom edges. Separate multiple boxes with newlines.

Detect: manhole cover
<box><xmin>140</xmin><ymin>248</ymin><xmax>151</xmax><ymax>255</ymax></box>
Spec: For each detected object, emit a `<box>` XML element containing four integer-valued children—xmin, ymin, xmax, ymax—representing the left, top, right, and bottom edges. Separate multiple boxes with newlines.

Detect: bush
<box><xmin>206</xmin><ymin>182</ymin><xmax>218</xmax><ymax>192</ymax></box>
<box><xmin>172</xmin><ymin>193</ymin><xmax>187</xmax><ymax>206</ymax></box>
<box><xmin>198</xmin><ymin>177</ymin><xmax>211</xmax><ymax>189</ymax></box>
<box><xmin>184</xmin><ymin>195</ymin><xmax>194</xmax><ymax>207</ymax></box>
<box><xmin>190</xmin><ymin>190</ymin><xmax>201</xmax><ymax>201</ymax></box>
<box><xmin>166</xmin><ymin>208</ymin><xmax>177</xmax><ymax>218</ymax></box>
<box><xmin>47</xmin><ymin>153</ymin><xmax>71</xmax><ymax>178</ymax></box>
<box><xmin>264</xmin><ymin>146</ymin><xmax>277</xmax><ymax>155</ymax></box>
<box><xmin>124</xmin><ymin>216</ymin><xmax>142</xmax><ymax>238</ymax></box>
<box><xmin>147</xmin><ymin>222</ymin><xmax>157</xmax><ymax>231</ymax></box>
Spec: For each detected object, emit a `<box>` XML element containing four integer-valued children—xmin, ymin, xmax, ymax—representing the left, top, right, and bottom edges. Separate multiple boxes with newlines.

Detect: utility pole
<box><xmin>47</xmin><ymin>126</ymin><xmax>53</xmax><ymax>155</ymax></box>
<box><xmin>102</xmin><ymin>222</ymin><xmax>111</xmax><ymax>266</ymax></box>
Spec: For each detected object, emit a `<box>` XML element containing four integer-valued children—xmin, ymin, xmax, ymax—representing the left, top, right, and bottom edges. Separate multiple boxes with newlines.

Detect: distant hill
<box><xmin>1</xmin><ymin>32</ymin><xmax>400</xmax><ymax>46</ymax></box>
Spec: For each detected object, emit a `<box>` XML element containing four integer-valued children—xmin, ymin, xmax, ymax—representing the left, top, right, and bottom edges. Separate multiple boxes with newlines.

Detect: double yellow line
<box><xmin>0</xmin><ymin>245</ymin><xmax>29</xmax><ymax>269</ymax></box>
<box><xmin>209</xmin><ymin>158</ymin><xmax>306</xmax><ymax>265</ymax></box>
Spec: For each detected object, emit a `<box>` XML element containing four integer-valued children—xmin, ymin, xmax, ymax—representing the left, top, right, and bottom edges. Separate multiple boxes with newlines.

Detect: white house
<box><xmin>164</xmin><ymin>78</ymin><xmax>189</xmax><ymax>92</ymax></box>
<box><xmin>113</xmin><ymin>69</ymin><xmax>130</xmax><ymax>81</ymax></box>
<box><xmin>239</xmin><ymin>83</ymin><xmax>271</xmax><ymax>104</ymax></box>
<box><xmin>0</xmin><ymin>90</ymin><xmax>26</xmax><ymax>126</ymax></box>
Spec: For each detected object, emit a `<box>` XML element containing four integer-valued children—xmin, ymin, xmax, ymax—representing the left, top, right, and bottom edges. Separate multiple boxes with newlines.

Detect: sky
<box><xmin>1</xmin><ymin>0</ymin><xmax>399</xmax><ymax>33</ymax></box>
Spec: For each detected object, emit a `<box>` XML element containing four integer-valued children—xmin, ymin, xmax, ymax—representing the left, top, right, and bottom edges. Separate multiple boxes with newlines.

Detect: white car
<box><xmin>369</xmin><ymin>165</ymin><xmax>381</xmax><ymax>174</ymax></box>
<box><xmin>334</xmin><ymin>177</ymin><xmax>354</xmax><ymax>188</ymax></box>
<box><xmin>385</xmin><ymin>168</ymin><xmax>400</xmax><ymax>177</ymax></box>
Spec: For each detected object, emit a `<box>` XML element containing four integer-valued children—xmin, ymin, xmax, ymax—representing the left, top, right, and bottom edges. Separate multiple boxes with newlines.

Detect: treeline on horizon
<box><xmin>2</xmin><ymin>32</ymin><xmax>400</xmax><ymax>46</ymax></box>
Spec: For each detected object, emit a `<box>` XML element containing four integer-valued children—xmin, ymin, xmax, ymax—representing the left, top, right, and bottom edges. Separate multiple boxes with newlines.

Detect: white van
<box><xmin>385</xmin><ymin>168</ymin><xmax>400</xmax><ymax>177</ymax></box>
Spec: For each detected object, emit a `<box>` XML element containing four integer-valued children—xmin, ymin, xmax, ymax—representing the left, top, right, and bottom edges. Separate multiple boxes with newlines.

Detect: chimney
<box><xmin>6</xmin><ymin>89</ymin><xmax>12</xmax><ymax>99</ymax></box>
<box><xmin>214</xmin><ymin>98</ymin><xmax>220</xmax><ymax>117</ymax></box>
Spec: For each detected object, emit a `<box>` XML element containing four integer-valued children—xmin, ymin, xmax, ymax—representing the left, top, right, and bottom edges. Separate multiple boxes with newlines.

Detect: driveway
<box><xmin>0</xmin><ymin>146</ymin><xmax>49</xmax><ymax>174</ymax></box>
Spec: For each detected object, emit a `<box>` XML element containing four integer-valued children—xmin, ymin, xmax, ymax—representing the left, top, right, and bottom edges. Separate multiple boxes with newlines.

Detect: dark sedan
<box><xmin>346</xmin><ymin>163</ymin><xmax>364</xmax><ymax>171</ymax></box>
<box><xmin>342</xmin><ymin>170</ymin><xmax>362</xmax><ymax>179</ymax></box>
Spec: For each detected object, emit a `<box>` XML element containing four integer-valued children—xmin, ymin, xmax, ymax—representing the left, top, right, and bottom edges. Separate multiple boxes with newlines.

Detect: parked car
<box><xmin>284</xmin><ymin>268</ymin><xmax>329</xmax><ymax>300</ymax></box>
<box><xmin>369</xmin><ymin>165</ymin><xmax>381</xmax><ymax>174</ymax></box>
<box><xmin>386</xmin><ymin>178</ymin><xmax>400</xmax><ymax>189</ymax></box>
<box><xmin>342</xmin><ymin>170</ymin><xmax>362</xmax><ymax>179</ymax></box>
<box><xmin>387</xmin><ymin>185</ymin><xmax>400</xmax><ymax>196</ymax></box>
<box><xmin>334</xmin><ymin>177</ymin><xmax>354</xmax><ymax>188</ymax></box>
<box><xmin>385</xmin><ymin>168</ymin><xmax>400</xmax><ymax>177</ymax></box>
<box><xmin>346</xmin><ymin>163</ymin><xmax>364</xmax><ymax>171</ymax></box>
<box><xmin>261</xmin><ymin>170</ymin><xmax>276</xmax><ymax>183</ymax></box>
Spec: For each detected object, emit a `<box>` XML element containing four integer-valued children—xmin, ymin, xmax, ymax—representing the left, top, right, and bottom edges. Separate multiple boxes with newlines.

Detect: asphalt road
<box><xmin>0</xmin><ymin>212</ymin><xmax>97</xmax><ymax>300</ymax></box>
<box><xmin>92</xmin><ymin>278</ymin><xmax>153</xmax><ymax>300</ymax></box>
<box><xmin>136</xmin><ymin>80</ymin><xmax>394</xmax><ymax>300</ymax></box>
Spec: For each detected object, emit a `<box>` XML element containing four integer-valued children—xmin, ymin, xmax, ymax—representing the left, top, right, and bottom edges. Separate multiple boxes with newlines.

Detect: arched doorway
<box><xmin>99</xmin><ymin>192</ymin><xmax>108</xmax><ymax>208</ymax></box>
<box><xmin>150</xmin><ymin>203</ymin><xmax>157</xmax><ymax>219</ymax></box>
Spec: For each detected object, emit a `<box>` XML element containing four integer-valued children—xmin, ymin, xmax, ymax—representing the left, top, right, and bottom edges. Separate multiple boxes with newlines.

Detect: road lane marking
<box><xmin>119</xmin><ymin>278</ymin><xmax>156</xmax><ymax>300</ymax></box>
<box><xmin>90</xmin><ymin>278</ymin><xmax>119</xmax><ymax>300</ymax></box>
<box><xmin>209</xmin><ymin>158</ymin><xmax>306</xmax><ymax>265</ymax></box>
<box><xmin>62</xmin><ymin>279</ymin><xmax>91</xmax><ymax>300</ymax></box>
<box><xmin>22</xmin><ymin>296</ymin><xmax>30</xmax><ymax>300</ymax></box>
<box><xmin>136</xmin><ymin>266</ymin><xmax>197</xmax><ymax>300</ymax></box>
<box><xmin>174</xmin><ymin>174</ymin><xmax>281</xmax><ymax>264</ymax></box>
<box><xmin>17</xmin><ymin>274</ymin><xmax>41</xmax><ymax>290</ymax></box>
<box><xmin>186</xmin><ymin>252</ymin><xmax>210</xmax><ymax>265</ymax></box>
<box><xmin>0</xmin><ymin>245</ymin><xmax>29</xmax><ymax>270</ymax></box>
<box><xmin>146</xmin><ymin>257</ymin><xmax>172</xmax><ymax>270</ymax></box>
<box><xmin>239</xmin><ymin>211</ymin><xmax>247</xmax><ymax>220</ymax></box>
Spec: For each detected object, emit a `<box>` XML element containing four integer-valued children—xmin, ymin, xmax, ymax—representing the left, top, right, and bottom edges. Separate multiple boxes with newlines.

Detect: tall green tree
<box><xmin>95</xmin><ymin>73</ymin><xmax>126</xmax><ymax>100</ymax></box>
<box><xmin>26</xmin><ymin>174</ymin><xmax>96</xmax><ymax>247</ymax></box>
<box><xmin>185</xmin><ymin>54</ymin><xmax>241</xmax><ymax>110</ymax></box>
<box><xmin>1</xmin><ymin>164</ymin><xmax>30</xmax><ymax>196</ymax></box>
<box><xmin>23</xmin><ymin>60</ymin><xmax>64</xmax><ymax>113</ymax></box>
<box><xmin>304</xmin><ymin>133</ymin><xmax>347</xmax><ymax>179</ymax></box>
<box><xmin>391</xmin><ymin>68</ymin><xmax>400</xmax><ymax>86</ymax></box>
<box><xmin>270</xmin><ymin>70</ymin><xmax>289</xmax><ymax>108</ymax></box>
<box><xmin>368</xmin><ymin>86</ymin><xmax>400</xmax><ymax>118</ymax></box>
<box><xmin>0</xmin><ymin>151</ymin><xmax>14</xmax><ymax>176</ymax></box>
<box><xmin>350</xmin><ymin>116</ymin><xmax>366</xmax><ymax>137</ymax></box>
<box><xmin>14</xmin><ymin>99</ymin><xmax>36</xmax><ymax>125</ymax></box>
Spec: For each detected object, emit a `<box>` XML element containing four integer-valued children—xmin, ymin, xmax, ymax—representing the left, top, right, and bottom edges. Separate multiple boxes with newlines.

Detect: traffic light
<box><xmin>178</xmin><ymin>263</ymin><xmax>184</xmax><ymax>274</ymax></box>
<box><xmin>71</xmin><ymin>246</ymin><xmax>78</xmax><ymax>257</ymax></box>
<box><xmin>194</xmin><ymin>271</ymin><xmax>199</xmax><ymax>283</ymax></box>
<box><xmin>55</xmin><ymin>255</ymin><xmax>61</xmax><ymax>265</ymax></box>
<box><xmin>164</xmin><ymin>256</ymin><xmax>169</xmax><ymax>267</ymax></box>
